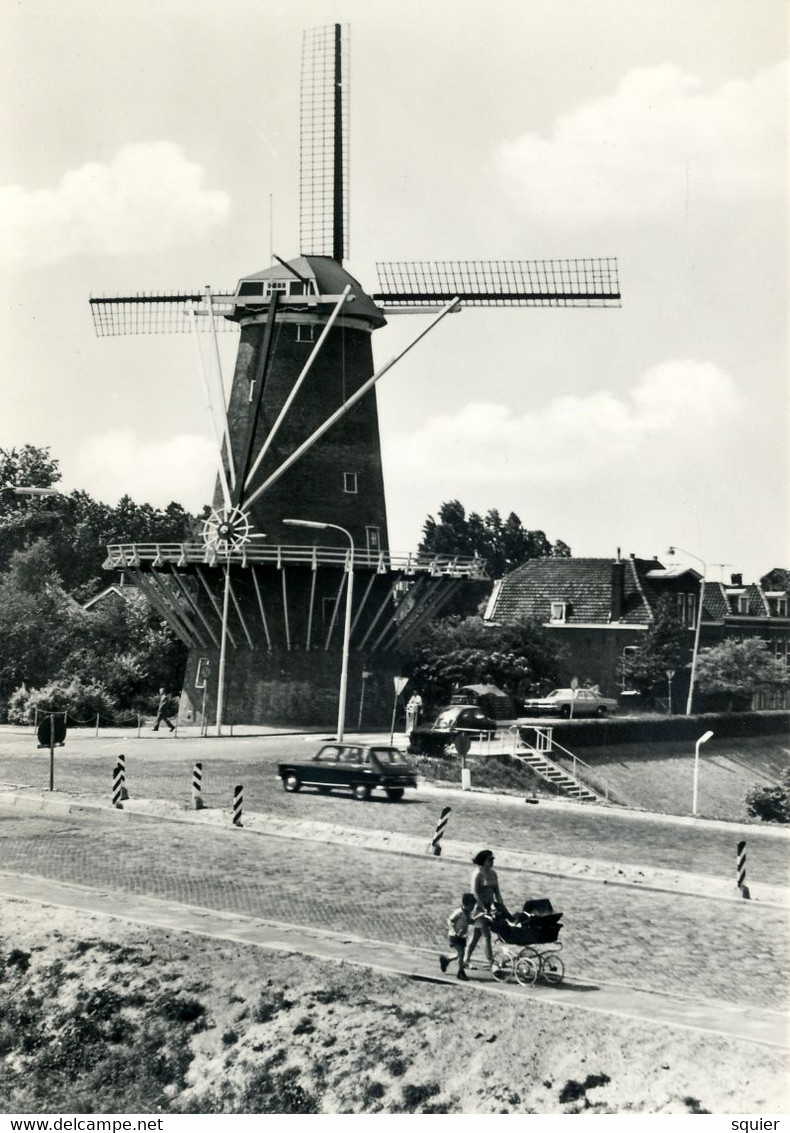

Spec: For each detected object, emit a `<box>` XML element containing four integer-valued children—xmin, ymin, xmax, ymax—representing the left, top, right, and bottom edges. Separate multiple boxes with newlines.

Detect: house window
<box><xmin>343</xmin><ymin>472</ymin><xmax>358</xmax><ymax>494</ymax></box>
<box><xmin>677</xmin><ymin>592</ymin><xmax>697</xmax><ymax>628</ymax></box>
<box><xmin>550</xmin><ymin>601</ymin><xmax>567</xmax><ymax>623</ymax></box>
<box><xmin>769</xmin><ymin>596</ymin><xmax>788</xmax><ymax>617</ymax></box>
<box><xmin>621</xmin><ymin>645</ymin><xmax>638</xmax><ymax>691</ymax></box>
<box><xmin>737</xmin><ymin>594</ymin><xmax>749</xmax><ymax>615</ymax></box>
<box><xmin>296</xmin><ymin>324</ymin><xmax>315</xmax><ymax>343</ymax></box>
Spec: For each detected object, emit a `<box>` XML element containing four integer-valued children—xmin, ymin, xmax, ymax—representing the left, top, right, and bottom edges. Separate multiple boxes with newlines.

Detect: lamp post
<box><xmin>693</xmin><ymin>729</ymin><xmax>714</xmax><ymax>816</ymax></box>
<box><xmin>284</xmin><ymin>519</ymin><xmax>354</xmax><ymax>741</ymax></box>
<box><xmin>667</xmin><ymin>546</ymin><xmax>707</xmax><ymax>715</ymax></box>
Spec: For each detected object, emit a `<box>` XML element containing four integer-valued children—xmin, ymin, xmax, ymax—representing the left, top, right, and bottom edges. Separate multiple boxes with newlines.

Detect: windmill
<box><xmin>91</xmin><ymin>24</ymin><xmax>621</xmax><ymax>732</ymax></box>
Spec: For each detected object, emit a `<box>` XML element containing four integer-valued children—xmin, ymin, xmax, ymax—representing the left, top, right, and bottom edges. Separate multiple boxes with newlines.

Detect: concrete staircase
<box><xmin>510</xmin><ymin>726</ymin><xmax>604</xmax><ymax>803</ymax></box>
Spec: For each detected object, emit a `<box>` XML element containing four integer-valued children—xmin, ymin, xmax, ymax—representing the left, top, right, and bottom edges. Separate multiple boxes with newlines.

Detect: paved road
<box><xmin>2</xmin><ymin>730</ymin><xmax>788</xmax><ymax>887</ymax></box>
<box><xmin>0</xmin><ymin>807</ymin><xmax>787</xmax><ymax>1018</ymax></box>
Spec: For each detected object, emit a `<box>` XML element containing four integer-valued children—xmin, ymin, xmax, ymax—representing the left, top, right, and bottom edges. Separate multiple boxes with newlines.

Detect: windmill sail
<box><xmin>89</xmin><ymin>291</ymin><xmax>237</xmax><ymax>336</ymax></box>
<box><xmin>374</xmin><ymin>259</ymin><xmax>621</xmax><ymax>308</ymax></box>
<box><xmin>300</xmin><ymin>23</ymin><xmax>349</xmax><ymax>261</ymax></box>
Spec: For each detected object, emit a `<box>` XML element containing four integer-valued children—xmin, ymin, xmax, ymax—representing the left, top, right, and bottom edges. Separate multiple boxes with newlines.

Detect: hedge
<box><xmin>518</xmin><ymin>710</ymin><xmax>790</xmax><ymax>748</ymax></box>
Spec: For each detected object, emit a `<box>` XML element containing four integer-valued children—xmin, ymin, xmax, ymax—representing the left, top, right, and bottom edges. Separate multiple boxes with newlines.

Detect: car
<box><xmin>408</xmin><ymin>704</ymin><xmax>498</xmax><ymax>756</ymax></box>
<box><xmin>520</xmin><ymin>688</ymin><xmax>619</xmax><ymax>719</ymax></box>
<box><xmin>277</xmin><ymin>743</ymin><xmax>417</xmax><ymax>801</ymax></box>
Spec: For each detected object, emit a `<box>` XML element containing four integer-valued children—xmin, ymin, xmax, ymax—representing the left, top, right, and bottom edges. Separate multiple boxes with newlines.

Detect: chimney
<box><xmin>730</xmin><ymin>572</ymin><xmax>743</xmax><ymax>587</ymax></box>
<box><xmin>611</xmin><ymin>559</ymin><xmax>625</xmax><ymax>621</ymax></box>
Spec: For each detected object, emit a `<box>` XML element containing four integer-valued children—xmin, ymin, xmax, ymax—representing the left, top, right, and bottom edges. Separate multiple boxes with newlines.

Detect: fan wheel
<box><xmin>201</xmin><ymin>507</ymin><xmax>252</xmax><ymax>554</ymax></box>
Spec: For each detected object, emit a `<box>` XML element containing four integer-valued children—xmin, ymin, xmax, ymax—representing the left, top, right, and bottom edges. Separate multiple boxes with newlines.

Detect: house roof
<box><xmin>488</xmin><ymin>556</ymin><xmax>658</xmax><ymax>626</ymax></box>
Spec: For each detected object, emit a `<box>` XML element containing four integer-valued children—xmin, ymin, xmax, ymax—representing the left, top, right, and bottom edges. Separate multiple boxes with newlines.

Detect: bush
<box><xmin>745</xmin><ymin>770</ymin><xmax>790</xmax><ymax>823</ymax></box>
<box><xmin>6</xmin><ymin>678</ymin><xmax>137</xmax><ymax>728</ymax></box>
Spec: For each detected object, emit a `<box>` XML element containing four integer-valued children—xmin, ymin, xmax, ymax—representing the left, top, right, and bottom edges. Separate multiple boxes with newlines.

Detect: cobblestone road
<box><xmin>1</xmin><ymin>808</ymin><xmax>787</xmax><ymax>1016</ymax></box>
<box><xmin>2</xmin><ymin>734</ymin><xmax>788</xmax><ymax>888</ymax></box>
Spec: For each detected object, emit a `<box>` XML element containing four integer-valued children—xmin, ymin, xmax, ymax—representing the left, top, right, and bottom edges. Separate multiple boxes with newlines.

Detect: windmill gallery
<box><xmin>90</xmin><ymin>24</ymin><xmax>621</xmax><ymax>730</ymax></box>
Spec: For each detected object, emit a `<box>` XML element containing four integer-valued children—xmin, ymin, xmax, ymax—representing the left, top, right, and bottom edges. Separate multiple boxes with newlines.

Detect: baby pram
<box><xmin>487</xmin><ymin>898</ymin><xmax>565</xmax><ymax>986</ymax></box>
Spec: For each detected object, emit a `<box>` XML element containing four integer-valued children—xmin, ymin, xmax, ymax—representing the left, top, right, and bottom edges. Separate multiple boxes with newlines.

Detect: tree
<box><xmin>403</xmin><ymin>615</ymin><xmax>565</xmax><ymax>707</ymax></box>
<box><xmin>419</xmin><ymin>500</ymin><xmax>570</xmax><ymax>578</ymax></box>
<box><xmin>746</xmin><ymin>770</ymin><xmax>790</xmax><ymax>823</ymax></box>
<box><xmin>618</xmin><ymin>596</ymin><xmax>690</xmax><ymax>700</ymax></box>
<box><xmin>695</xmin><ymin>637</ymin><xmax>790</xmax><ymax>711</ymax></box>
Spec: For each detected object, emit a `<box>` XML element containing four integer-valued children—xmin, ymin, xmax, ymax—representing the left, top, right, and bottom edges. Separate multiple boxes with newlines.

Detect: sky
<box><xmin>1</xmin><ymin>0</ymin><xmax>787</xmax><ymax>584</ymax></box>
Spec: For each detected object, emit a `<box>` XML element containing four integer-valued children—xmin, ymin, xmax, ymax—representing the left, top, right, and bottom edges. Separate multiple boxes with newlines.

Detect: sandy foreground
<box><xmin>1</xmin><ymin>897</ymin><xmax>787</xmax><ymax>1115</ymax></box>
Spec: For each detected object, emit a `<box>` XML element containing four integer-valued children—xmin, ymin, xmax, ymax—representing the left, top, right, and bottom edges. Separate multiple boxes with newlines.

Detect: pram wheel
<box><xmin>491</xmin><ymin>950</ymin><xmax>513</xmax><ymax>982</ymax></box>
<box><xmin>540</xmin><ymin>953</ymin><xmax>564</xmax><ymax>985</ymax></box>
<box><xmin>514</xmin><ymin>952</ymin><xmax>539</xmax><ymax>987</ymax></box>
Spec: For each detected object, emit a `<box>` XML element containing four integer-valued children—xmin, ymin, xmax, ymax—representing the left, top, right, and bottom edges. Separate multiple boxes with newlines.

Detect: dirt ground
<box><xmin>1</xmin><ymin>899</ymin><xmax>786</xmax><ymax>1115</ymax></box>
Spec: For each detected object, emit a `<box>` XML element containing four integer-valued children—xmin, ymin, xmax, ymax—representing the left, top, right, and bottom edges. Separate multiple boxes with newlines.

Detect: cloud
<box><xmin>494</xmin><ymin>61</ymin><xmax>787</xmax><ymax>223</ymax></box>
<box><xmin>385</xmin><ymin>360</ymin><xmax>742</xmax><ymax>489</ymax></box>
<box><xmin>0</xmin><ymin>142</ymin><xmax>230</xmax><ymax>266</ymax></box>
<box><xmin>65</xmin><ymin>429</ymin><xmax>218</xmax><ymax>511</ymax></box>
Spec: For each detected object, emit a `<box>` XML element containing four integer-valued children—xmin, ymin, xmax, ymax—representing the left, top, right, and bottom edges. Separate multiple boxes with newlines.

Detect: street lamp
<box><xmin>667</xmin><ymin>546</ymin><xmax>707</xmax><ymax>715</ymax></box>
<box><xmin>284</xmin><ymin>519</ymin><xmax>354</xmax><ymax>741</ymax></box>
<box><xmin>693</xmin><ymin>729</ymin><xmax>714</xmax><ymax>816</ymax></box>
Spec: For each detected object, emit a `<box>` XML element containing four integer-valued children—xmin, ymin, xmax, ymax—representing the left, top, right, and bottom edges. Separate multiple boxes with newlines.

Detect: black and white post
<box><xmin>429</xmin><ymin>806</ymin><xmax>451</xmax><ymax>856</ymax></box>
<box><xmin>192</xmin><ymin>762</ymin><xmax>204</xmax><ymax>810</ymax></box>
<box><xmin>232</xmin><ymin>784</ymin><xmax>243</xmax><ymax>827</ymax></box>
<box><xmin>736</xmin><ymin>840</ymin><xmax>751</xmax><ymax>899</ymax></box>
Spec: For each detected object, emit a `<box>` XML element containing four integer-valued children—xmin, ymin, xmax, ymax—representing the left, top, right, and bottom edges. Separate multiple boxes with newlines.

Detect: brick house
<box><xmin>483</xmin><ymin>554</ymin><xmax>790</xmax><ymax>706</ymax></box>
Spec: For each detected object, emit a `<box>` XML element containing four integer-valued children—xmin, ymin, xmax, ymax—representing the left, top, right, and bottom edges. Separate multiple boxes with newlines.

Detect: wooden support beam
<box><xmin>250</xmin><ymin>566</ymin><xmax>272</xmax><ymax>650</ymax></box>
<box><xmin>168</xmin><ymin>565</ymin><xmax>220</xmax><ymax>648</ymax></box>
<box><xmin>196</xmin><ymin>565</ymin><xmax>238</xmax><ymax>649</ymax></box>
<box><xmin>227</xmin><ymin>570</ymin><xmax>255</xmax><ymax>648</ymax></box>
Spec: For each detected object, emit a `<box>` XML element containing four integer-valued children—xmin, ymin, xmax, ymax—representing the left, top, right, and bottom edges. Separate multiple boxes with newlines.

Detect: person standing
<box><xmin>152</xmin><ymin>688</ymin><xmax>175</xmax><ymax>733</ymax></box>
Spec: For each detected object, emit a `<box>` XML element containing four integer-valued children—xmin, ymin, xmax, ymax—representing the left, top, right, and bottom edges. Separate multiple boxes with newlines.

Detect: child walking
<box><xmin>439</xmin><ymin>892</ymin><xmax>476</xmax><ymax>981</ymax></box>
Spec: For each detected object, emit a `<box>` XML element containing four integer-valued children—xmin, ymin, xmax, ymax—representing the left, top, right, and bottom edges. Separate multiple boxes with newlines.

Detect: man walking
<box><xmin>153</xmin><ymin>688</ymin><xmax>175</xmax><ymax>733</ymax></box>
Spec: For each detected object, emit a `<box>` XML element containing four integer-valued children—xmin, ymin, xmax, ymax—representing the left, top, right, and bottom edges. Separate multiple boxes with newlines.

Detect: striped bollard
<box><xmin>232</xmin><ymin>784</ymin><xmax>243</xmax><ymax>827</ymax></box>
<box><xmin>118</xmin><ymin>752</ymin><xmax>129</xmax><ymax>800</ymax></box>
<box><xmin>736</xmin><ymin>840</ymin><xmax>751</xmax><ymax>900</ymax></box>
<box><xmin>112</xmin><ymin>764</ymin><xmax>124</xmax><ymax>809</ymax></box>
<box><xmin>428</xmin><ymin>806</ymin><xmax>451</xmax><ymax>856</ymax></box>
<box><xmin>192</xmin><ymin>762</ymin><xmax>204</xmax><ymax>810</ymax></box>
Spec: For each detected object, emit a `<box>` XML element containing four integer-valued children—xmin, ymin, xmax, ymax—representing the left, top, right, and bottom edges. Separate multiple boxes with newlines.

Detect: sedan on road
<box><xmin>521</xmin><ymin>688</ymin><xmax>619</xmax><ymax>719</ymax></box>
<box><xmin>408</xmin><ymin>704</ymin><xmax>498</xmax><ymax>756</ymax></box>
<box><xmin>277</xmin><ymin>743</ymin><xmax>418</xmax><ymax>801</ymax></box>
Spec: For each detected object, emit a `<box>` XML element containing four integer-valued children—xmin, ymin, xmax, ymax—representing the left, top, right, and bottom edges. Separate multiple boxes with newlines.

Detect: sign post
<box><xmin>390</xmin><ymin>677</ymin><xmax>409</xmax><ymax>745</ymax></box>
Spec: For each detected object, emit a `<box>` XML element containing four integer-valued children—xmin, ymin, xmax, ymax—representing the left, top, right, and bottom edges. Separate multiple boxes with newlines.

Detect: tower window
<box><xmin>343</xmin><ymin>472</ymin><xmax>358</xmax><ymax>494</ymax></box>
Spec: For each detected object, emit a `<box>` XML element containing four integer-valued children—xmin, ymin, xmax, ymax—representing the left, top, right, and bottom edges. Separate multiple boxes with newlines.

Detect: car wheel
<box><xmin>283</xmin><ymin>774</ymin><xmax>301</xmax><ymax>792</ymax></box>
<box><xmin>559</xmin><ymin>705</ymin><xmax>571</xmax><ymax>719</ymax></box>
<box><xmin>454</xmin><ymin>732</ymin><xmax>471</xmax><ymax>756</ymax></box>
<box><xmin>353</xmin><ymin>783</ymin><xmax>371</xmax><ymax>801</ymax></box>
<box><xmin>385</xmin><ymin>787</ymin><xmax>405</xmax><ymax>801</ymax></box>
<box><xmin>596</xmin><ymin>706</ymin><xmax>607</xmax><ymax>717</ymax></box>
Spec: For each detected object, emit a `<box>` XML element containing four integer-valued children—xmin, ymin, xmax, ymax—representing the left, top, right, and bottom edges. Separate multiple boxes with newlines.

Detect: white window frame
<box><xmin>296</xmin><ymin>323</ymin><xmax>316</xmax><ymax>343</ymax></box>
<box><xmin>550</xmin><ymin>601</ymin><xmax>567</xmax><ymax>623</ymax></box>
<box><xmin>343</xmin><ymin>472</ymin><xmax>358</xmax><ymax>494</ymax></box>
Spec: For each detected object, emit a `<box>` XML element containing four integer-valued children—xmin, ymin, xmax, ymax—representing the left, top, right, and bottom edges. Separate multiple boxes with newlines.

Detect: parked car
<box><xmin>277</xmin><ymin>743</ymin><xmax>417</xmax><ymax>801</ymax></box>
<box><xmin>521</xmin><ymin>688</ymin><xmax>619</xmax><ymax>719</ymax></box>
<box><xmin>408</xmin><ymin>704</ymin><xmax>498</xmax><ymax>756</ymax></box>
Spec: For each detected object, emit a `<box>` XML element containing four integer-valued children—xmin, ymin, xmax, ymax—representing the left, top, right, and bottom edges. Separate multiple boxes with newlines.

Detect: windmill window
<box><xmin>366</xmin><ymin>527</ymin><xmax>381</xmax><ymax>553</ymax></box>
<box><xmin>550</xmin><ymin>601</ymin><xmax>567</xmax><ymax>623</ymax></box>
<box><xmin>343</xmin><ymin>472</ymin><xmax>358</xmax><ymax>494</ymax></box>
<box><xmin>297</xmin><ymin>324</ymin><xmax>316</xmax><ymax>343</ymax></box>
<box><xmin>238</xmin><ymin>282</ymin><xmax>265</xmax><ymax>298</ymax></box>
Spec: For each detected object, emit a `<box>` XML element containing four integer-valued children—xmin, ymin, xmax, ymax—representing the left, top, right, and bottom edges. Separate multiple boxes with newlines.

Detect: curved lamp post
<box><xmin>693</xmin><ymin>729</ymin><xmax>714</xmax><ymax>816</ymax></box>
<box><xmin>284</xmin><ymin>519</ymin><xmax>354</xmax><ymax>742</ymax></box>
<box><xmin>667</xmin><ymin>546</ymin><xmax>707</xmax><ymax>715</ymax></box>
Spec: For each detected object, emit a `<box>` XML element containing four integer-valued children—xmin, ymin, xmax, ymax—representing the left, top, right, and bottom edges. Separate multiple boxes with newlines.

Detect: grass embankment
<box><xmin>416</xmin><ymin>736</ymin><xmax>790</xmax><ymax>821</ymax></box>
<box><xmin>2</xmin><ymin>902</ymin><xmax>786</xmax><ymax>1114</ymax></box>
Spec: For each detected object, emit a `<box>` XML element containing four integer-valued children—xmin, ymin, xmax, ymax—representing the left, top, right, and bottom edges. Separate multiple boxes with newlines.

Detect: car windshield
<box><xmin>370</xmin><ymin>748</ymin><xmax>408</xmax><ymax>764</ymax></box>
<box><xmin>434</xmin><ymin>710</ymin><xmax>457</xmax><ymax>728</ymax></box>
